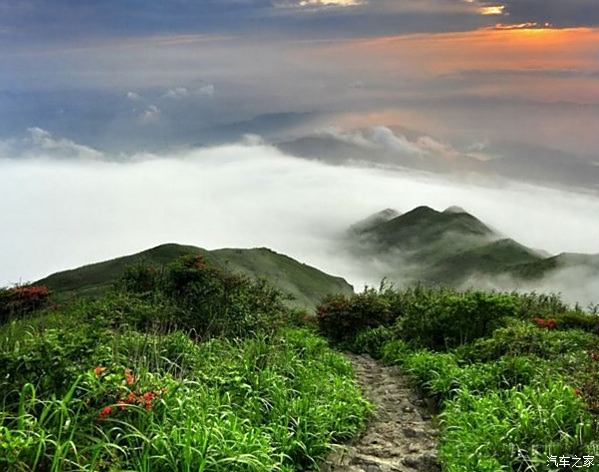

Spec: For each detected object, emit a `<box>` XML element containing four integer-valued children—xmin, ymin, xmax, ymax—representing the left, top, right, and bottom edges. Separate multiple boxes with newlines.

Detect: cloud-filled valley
<box><xmin>2</xmin><ymin>139</ymin><xmax>598</xmax><ymax>304</ymax></box>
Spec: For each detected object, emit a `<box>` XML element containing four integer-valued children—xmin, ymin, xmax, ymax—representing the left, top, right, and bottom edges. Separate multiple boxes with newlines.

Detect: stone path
<box><xmin>319</xmin><ymin>354</ymin><xmax>440</xmax><ymax>472</ymax></box>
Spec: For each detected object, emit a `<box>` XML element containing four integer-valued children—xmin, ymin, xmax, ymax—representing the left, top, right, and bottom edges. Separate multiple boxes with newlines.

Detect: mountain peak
<box><xmin>443</xmin><ymin>205</ymin><xmax>467</xmax><ymax>214</ymax></box>
<box><xmin>349</xmin><ymin>204</ymin><xmax>495</xmax><ymax>254</ymax></box>
<box><xmin>349</xmin><ymin>208</ymin><xmax>401</xmax><ymax>234</ymax></box>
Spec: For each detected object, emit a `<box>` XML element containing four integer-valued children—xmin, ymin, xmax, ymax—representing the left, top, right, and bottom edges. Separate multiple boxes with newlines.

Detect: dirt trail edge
<box><xmin>320</xmin><ymin>354</ymin><xmax>441</xmax><ymax>472</ymax></box>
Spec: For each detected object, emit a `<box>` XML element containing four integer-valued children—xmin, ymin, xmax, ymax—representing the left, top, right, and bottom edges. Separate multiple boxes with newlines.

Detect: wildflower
<box><xmin>145</xmin><ymin>402</ymin><xmax>153</xmax><ymax>412</ymax></box>
<box><xmin>117</xmin><ymin>400</ymin><xmax>128</xmax><ymax>411</ymax></box>
<box><xmin>124</xmin><ymin>368</ymin><xmax>135</xmax><ymax>385</ymax></box>
<box><xmin>94</xmin><ymin>366</ymin><xmax>106</xmax><ymax>376</ymax></box>
<box><xmin>127</xmin><ymin>392</ymin><xmax>137</xmax><ymax>403</ymax></box>
<box><xmin>97</xmin><ymin>406</ymin><xmax>113</xmax><ymax>419</ymax></box>
<box><xmin>143</xmin><ymin>391</ymin><xmax>155</xmax><ymax>402</ymax></box>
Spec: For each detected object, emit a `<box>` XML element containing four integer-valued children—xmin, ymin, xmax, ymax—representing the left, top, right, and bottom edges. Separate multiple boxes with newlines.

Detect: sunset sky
<box><xmin>1</xmin><ymin>0</ymin><xmax>599</xmax><ymax>286</ymax></box>
<box><xmin>1</xmin><ymin>0</ymin><xmax>597</xmax><ymax>168</ymax></box>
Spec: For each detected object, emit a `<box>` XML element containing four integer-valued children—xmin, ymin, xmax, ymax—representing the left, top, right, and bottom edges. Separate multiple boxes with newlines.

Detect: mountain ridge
<box><xmin>37</xmin><ymin>243</ymin><xmax>354</xmax><ymax>310</ymax></box>
<box><xmin>346</xmin><ymin>205</ymin><xmax>599</xmax><ymax>288</ymax></box>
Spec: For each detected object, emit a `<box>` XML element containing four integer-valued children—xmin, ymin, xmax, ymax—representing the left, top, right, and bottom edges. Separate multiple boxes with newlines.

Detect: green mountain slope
<box><xmin>347</xmin><ymin>205</ymin><xmax>598</xmax><ymax>288</ymax></box>
<box><xmin>428</xmin><ymin>239</ymin><xmax>544</xmax><ymax>284</ymax></box>
<box><xmin>360</xmin><ymin>206</ymin><xmax>495</xmax><ymax>250</ymax></box>
<box><xmin>37</xmin><ymin>243</ymin><xmax>353</xmax><ymax>309</ymax></box>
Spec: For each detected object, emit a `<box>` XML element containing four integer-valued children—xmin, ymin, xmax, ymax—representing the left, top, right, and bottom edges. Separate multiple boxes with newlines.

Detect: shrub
<box><xmin>316</xmin><ymin>288</ymin><xmax>392</xmax><ymax>343</ymax></box>
<box><xmin>396</xmin><ymin>290</ymin><xmax>516</xmax><ymax>350</ymax></box>
<box><xmin>511</xmin><ymin>291</ymin><xmax>570</xmax><ymax>319</ymax></box>
<box><xmin>115</xmin><ymin>255</ymin><xmax>288</xmax><ymax>339</ymax></box>
<box><xmin>350</xmin><ymin>326</ymin><xmax>393</xmax><ymax>358</ymax></box>
<box><xmin>456</xmin><ymin>321</ymin><xmax>597</xmax><ymax>363</ymax></box>
<box><xmin>0</xmin><ymin>285</ymin><xmax>51</xmax><ymax>324</ymax></box>
<box><xmin>554</xmin><ymin>310</ymin><xmax>599</xmax><ymax>332</ymax></box>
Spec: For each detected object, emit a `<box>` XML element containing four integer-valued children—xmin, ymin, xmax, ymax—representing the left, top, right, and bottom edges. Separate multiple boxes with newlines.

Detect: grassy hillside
<box><xmin>37</xmin><ymin>243</ymin><xmax>353</xmax><ymax>309</ymax></box>
<box><xmin>0</xmin><ymin>254</ymin><xmax>371</xmax><ymax>471</ymax></box>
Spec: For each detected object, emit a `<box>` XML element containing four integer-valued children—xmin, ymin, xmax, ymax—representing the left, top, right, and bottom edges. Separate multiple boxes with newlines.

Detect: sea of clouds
<box><xmin>1</xmin><ymin>130</ymin><xmax>598</xmax><ymax>304</ymax></box>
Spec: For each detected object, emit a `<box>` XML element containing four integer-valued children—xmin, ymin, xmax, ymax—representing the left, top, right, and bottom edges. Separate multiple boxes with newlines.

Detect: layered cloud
<box><xmin>1</xmin><ymin>139</ymin><xmax>599</xmax><ymax>305</ymax></box>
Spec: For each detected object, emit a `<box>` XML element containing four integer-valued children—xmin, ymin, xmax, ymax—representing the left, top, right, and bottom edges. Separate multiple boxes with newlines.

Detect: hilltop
<box><xmin>37</xmin><ymin>243</ymin><xmax>353</xmax><ymax>309</ymax></box>
<box><xmin>346</xmin><ymin>205</ymin><xmax>599</xmax><ymax>288</ymax></box>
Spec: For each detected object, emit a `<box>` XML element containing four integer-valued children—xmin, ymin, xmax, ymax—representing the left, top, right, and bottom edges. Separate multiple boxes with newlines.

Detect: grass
<box><xmin>0</xmin><ymin>256</ymin><xmax>370</xmax><ymax>471</ymax></box>
<box><xmin>318</xmin><ymin>286</ymin><xmax>599</xmax><ymax>471</ymax></box>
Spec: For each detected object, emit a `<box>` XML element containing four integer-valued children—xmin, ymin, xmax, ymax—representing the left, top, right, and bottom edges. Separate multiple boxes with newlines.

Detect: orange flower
<box><xmin>94</xmin><ymin>366</ymin><xmax>106</xmax><ymax>376</ymax></box>
<box><xmin>124</xmin><ymin>368</ymin><xmax>135</xmax><ymax>385</ymax></box>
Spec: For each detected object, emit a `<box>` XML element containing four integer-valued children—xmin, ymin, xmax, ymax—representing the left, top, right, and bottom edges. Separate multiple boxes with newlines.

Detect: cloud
<box><xmin>126</xmin><ymin>91</ymin><xmax>142</xmax><ymax>101</ymax></box>
<box><xmin>19</xmin><ymin>127</ymin><xmax>104</xmax><ymax>160</ymax></box>
<box><xmin>163</xmin><ymin>87</ymin><xmax>189</xmax><ymax>99</ymax></box>
<box><xmin>312</xmin><ymin>126</ymin><xmax>480</xmax><ymax>162</ymax></box>
<box><xmin>163</xmin><ymin>85</ymin><xmax>214</xmax><ymax>100</ymax></box>
<box><xmin>1</xmin><ymin>137</ymin><xmax>598</xmax><ymax>307</ymax></box>
<box><xmin>274</xmin><ymin>0</ymin><xmax>363</xmax><ymax>9</ymax></box>
<box><xmin>139</xmin><ymin>105</ymin><xmax>161</xmax><ymax>123</ymax></box>
<box><xmin>196</xmin><ymin>84</ymin><xmax>215</xmax><ymax>97</ymax></box>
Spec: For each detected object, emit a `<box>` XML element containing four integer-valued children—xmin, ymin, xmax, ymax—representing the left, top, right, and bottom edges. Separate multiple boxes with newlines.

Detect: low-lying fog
<box><xmin>2</xmin><ymin>137</ymin><xmax>599</xmax><ymax>304</ymax></box>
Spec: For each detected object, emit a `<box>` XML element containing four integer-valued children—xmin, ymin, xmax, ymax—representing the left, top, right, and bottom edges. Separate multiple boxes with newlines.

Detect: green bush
<box><xmin>554</xmin><ymin>311</ymin><xmax>599</xmax><ymax>332</ymax></box>
<box><xmin>350</xmin><ymin>326</ymin><xmax>393</xmax><ymax>358</ymax></box>
<box><xmin>0</xmin><ymin>285</ymin><xmax>51</xmax><ymax>324</ymax></box>
<box><xmin>316</xmin><ymin>289</ymin><xmax>392</xmax><ymax>343</ymax></box>
<box><xmin>396</xmin><ymin>290</ymin><xmax>516</xmax><ymax>350</ymax></box>
<box><xmin>456</xmin><ymin>321</ymin><xmax>597</xmax><ymax>363</ymax></box>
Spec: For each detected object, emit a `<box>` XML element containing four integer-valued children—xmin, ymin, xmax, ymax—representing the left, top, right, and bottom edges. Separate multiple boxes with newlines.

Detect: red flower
<box><xmin>143</xmin><ymin>391</ymin><xmax>155</xmax><ymax>402</ymax></box>
<box><xmin>532</xmin><ymin>318</ymin><xmax>557</xmax><ymax>330</ymax></box>
<box><xmin>117</xmin><ymin>400</ymin><xmax>128</xmax><ymax>411</ymax></box>
<box><xmin>127</xmin><ymin>392</ymin><xmax>137</xmax><ymax>403</ymax></box>
<box><xmin>94</xmin><ymin>366</ymin><xmax>106</xmax><ymax>376</ymax></box>
<box><xmin>97</xmin><ymin>406</ymin><xmax>113</xmax><ymax>419</ymax></box>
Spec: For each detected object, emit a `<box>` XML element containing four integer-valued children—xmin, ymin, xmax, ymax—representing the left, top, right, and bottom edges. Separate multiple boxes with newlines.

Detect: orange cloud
<box><xmin>310</xmin><ymin>27</ymin><xmax>599</xmax><ymax>83</ymax></box>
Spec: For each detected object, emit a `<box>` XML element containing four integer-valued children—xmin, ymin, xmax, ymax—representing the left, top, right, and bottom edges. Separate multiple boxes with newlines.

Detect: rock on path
<box><xmin>320</xmin><ymin>354</ymin><xmax>440</xmax><ymax>472</ymax></box>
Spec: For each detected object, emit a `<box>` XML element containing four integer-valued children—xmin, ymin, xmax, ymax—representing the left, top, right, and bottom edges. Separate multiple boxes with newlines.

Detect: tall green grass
<box><xmin>318</xmin><ymin>287</ymin><xmax>599</xmax><ymax>471</ymax></box>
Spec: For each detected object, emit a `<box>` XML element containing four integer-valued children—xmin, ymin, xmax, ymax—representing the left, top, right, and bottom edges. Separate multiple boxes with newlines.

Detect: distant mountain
<box><xmin>37</xmin><ymin>243</ymin><xmax>353</xmax><ymax>310</ymax></box>
<box><xmin>276</xmin><ymin>127</ymin><xmax>599</xmax><ymax>191</ymax></box>
<box><xmin>349</xmin><ymin>208</ymin><xmax>401</xmax><ymax>235</ymax></box>
<box><xmin>346</xmin><ymin>206</ymin><xmax>599</xmax><ymax>288</ymax></box>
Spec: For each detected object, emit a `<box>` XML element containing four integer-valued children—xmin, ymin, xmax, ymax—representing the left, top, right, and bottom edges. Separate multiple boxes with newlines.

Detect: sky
<box><xmin>1</xmin><ymin>0</ymin><xmax>598</xmax><ymax>295</ymax></box>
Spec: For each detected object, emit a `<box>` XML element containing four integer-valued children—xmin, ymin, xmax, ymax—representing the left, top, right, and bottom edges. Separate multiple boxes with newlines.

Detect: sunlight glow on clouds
<box><xmin>479</xmin><ymin>5</ymin><xmax>506</xmax><ymax>16</ymax></box>
<box><xmin>276</xmin><ymin>0</ymin><xmax>362</xmax><ymax>8</ymax></box>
